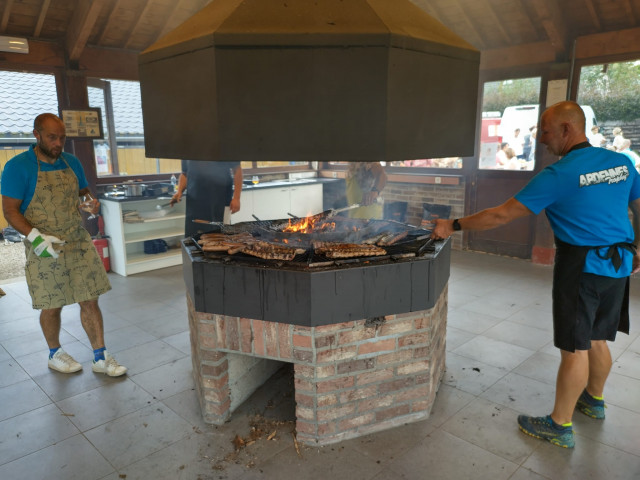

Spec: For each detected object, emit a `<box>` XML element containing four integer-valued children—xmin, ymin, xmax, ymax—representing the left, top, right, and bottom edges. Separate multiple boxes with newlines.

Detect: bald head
<box><xmin>538</xmin><ymin>101</ymin><xmax>589</xmax><ymax>156</ymax></box>
<box><xmin>34</xmin><ymin>113</ymin><xmax>64</xmax><ymax>132</ymax></box>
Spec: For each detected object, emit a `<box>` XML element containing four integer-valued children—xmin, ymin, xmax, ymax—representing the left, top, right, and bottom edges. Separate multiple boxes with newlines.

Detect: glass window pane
<box><xmin>479</xmin><ymin>77</ymin><xmax>541</xmax><ymax>171</ymax></box>
<box><xmin>0</xmin><ymin>71</ymin><xmax>58</xmax><ymax>147</ymax></box>
<box><xmin>577</xmin><ymin>61</ymin><xmax>640</xmax><ymax>171</ymax></box>
<box><xmin>89</xmin><ymin>79</ymin><xmax>181</xmax><ymax>177</ymax></box>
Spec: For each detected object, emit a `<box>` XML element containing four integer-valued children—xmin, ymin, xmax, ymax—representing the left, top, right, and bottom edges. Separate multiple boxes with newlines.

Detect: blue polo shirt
<box><xmin>515</xmin><ymin>146</ymin><xmax>640</xmax><ymax>277</ymax></box>
<box><xmin>0</xmin><ymin>145</ymin><xmax>88</xmax><ymax>214</ymax></box>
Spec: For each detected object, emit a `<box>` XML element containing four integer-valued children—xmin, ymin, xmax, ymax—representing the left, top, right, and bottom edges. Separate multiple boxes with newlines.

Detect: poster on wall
<box><xmin>60</xmin><ymin>108</ymin><xmax>104</xmax><ymax>139</ymax></box>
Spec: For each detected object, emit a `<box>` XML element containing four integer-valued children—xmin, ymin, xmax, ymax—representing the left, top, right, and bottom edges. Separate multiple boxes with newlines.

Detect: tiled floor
<box><xmin>1</xmin><ymin>250</ymin><xmax>640</xmax><ymax>480</ymax></box>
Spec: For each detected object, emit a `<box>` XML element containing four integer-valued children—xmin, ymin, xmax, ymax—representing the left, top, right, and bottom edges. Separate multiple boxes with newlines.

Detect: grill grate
<box><xmin>190</xmin><ymin>217</ymin><xmax>435</xmax><ymax>269</ymax></box>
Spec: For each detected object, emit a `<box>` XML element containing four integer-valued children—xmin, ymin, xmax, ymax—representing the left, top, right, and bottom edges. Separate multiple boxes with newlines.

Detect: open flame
<box><xmin>283</xmin><ymin>214</ymin><xmax>336</xmax><ymax>233</ymax></box>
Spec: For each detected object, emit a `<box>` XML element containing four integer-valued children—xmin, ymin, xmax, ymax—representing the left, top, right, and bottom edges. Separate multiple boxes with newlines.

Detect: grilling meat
<box><xmin>312</xmin><ymin>241</ymin><xmax>386</xmax><ymax>258</ymax></box>
<box><xmin>242</xmin><ymin>241</ymin><xmax>304</xmax><ymax>260</ymax></box>
<box><xmin>378</xmin><ymin>231</ymin><xmax>408</xmax><ymax>246</ymax></box>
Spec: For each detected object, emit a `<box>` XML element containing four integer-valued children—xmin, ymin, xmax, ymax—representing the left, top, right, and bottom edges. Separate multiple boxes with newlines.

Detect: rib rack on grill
<box><xmin>312</xmin><ymin>241</ymin><xmax>387</xmax><ymax>258</ymax></box>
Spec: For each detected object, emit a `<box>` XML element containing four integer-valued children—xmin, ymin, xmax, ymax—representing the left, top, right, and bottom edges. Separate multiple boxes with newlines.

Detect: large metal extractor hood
<box><xmin>139</xmin><ymin>0</ymin><xmax>480</xmax><ymax>162</ymax></box>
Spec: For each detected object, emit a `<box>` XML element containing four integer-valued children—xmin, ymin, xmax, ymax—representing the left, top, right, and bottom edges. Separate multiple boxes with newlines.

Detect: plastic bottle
<box><xmin>170</xmin><ymin>174</ymin><xmax>177</xmax><ymax>192</ymax></box>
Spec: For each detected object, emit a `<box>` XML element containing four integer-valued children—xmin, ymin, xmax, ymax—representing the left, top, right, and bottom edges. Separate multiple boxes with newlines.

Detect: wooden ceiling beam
<box><xmin>124</xmin><ymin>0</ymin><xmax>156</xmax><ymax>49</ymax></box>
<box><xmin>575</xmin><ymin>25</ymin><xmax>640</xmax><ymax>58</ymax></box>
<box><xmin>452</xmin><ymin>0</ymin><xmax>486</xmax><ymax>49</ymax></box>
<box><xmin>529</xmin><ymin>0</ymin><xmax>568</xmax><ymax>55</ymax></box>
<box><xmin>66</xmin><ymin>0</ymin><xmax>106</xmax><ymax>61</ymax></box>
<box><xmin>480</xmin><ymin>0</ymin><xmax>512</xmax><ymax>45</ymax></box>
<box><xmin>515</xmin><ymin>0</ymin><xmax>540</xmax><ymax>38</ymax></box>
<box><xmin>1</xmin><ymin>0</ymin><xmax>14</xmax><ymax>33</ymax></box>
<box><xmin>155</xmin><ymin>0</ymin><xmax>187</xmax><ymax>40</ymax></box>
<box><xmin>583</xmin><ymin>0</ymin><xmax>602</xmax><ymax>30</ymax></box>
<box><xmin>98</xmin><ymin>0</ymin><xmax>127</xmax><ymax>45</ymax></box>
<box><xmin>481</xmin><ymin>40</ymin><xmax>556</xmax><ymax>70</ymax></box>
<box><xmin>34</xmin><ymin>0</ymin><xmax>51</xmax><ymax>37</ymax></box>
<box><xmin>622</xmin><ymin>0</ymin><xmax>637</xmax><ymax>27</ymax></box>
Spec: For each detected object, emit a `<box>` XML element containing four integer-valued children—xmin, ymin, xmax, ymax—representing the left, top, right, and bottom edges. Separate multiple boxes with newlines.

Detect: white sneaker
<box><xmin>92</xmin><ymin>351</ymin><xmax>127</xmax><ymax>377</ymax></box>
<box><xmin>48</xmin><ymin>349</ymin><xmax>83</xmax><ymax>373</ymax></box>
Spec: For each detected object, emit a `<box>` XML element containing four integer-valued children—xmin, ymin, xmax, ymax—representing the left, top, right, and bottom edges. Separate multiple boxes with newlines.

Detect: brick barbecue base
<box><xmin>187</xmin><ymin>285</ymin><xmax>448</xmax><ymax>446</ymax></box>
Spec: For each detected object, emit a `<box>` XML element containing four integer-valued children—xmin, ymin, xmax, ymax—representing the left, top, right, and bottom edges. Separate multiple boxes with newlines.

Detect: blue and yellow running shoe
<box><xmin>517</xmin><ymin>414</ymin><xmax>575</xmax><ymax>448</ymax></box>
<box><xmin>576</xmin><ymin>389</ymin><xmax>606</xmax><ymax>419</ymax></box>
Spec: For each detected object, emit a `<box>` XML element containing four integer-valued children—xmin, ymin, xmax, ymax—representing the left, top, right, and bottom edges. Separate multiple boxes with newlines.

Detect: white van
<box><xmin>499</xmin><ymin>104</ymin><xmax>597</xmax><ymax>140</ymax></box>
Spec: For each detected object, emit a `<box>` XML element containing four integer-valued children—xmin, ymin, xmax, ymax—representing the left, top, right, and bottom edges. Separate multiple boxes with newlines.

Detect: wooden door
<box><xmin>465</xmin><ymin>77</ymin><xmax>542</xmax><ymax>259</ymax></box>
<box><xmin>466</xmin><ymin>171</ymin><xmax>537</xmax><ymax>258</ymax></box>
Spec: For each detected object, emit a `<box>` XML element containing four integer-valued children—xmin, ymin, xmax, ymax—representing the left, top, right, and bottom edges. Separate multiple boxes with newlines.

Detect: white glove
<box><xmin>27</xmin><ymin>228</ymin><xmax>65</xmax><ymax>259</ymax></box>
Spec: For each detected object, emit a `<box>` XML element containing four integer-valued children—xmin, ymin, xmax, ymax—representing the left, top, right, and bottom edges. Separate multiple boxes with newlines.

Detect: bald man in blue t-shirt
<box><xmin>432</xmin><ymin>101</ymin><xmax>640</xmax><ymax>449</ymax></box>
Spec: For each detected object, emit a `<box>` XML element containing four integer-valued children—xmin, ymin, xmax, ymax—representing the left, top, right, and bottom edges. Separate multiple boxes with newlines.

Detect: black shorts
<box><xmin>556</xmin><ymin>273</ymin><xmax>627</xmax><ymax>351</ymax></box>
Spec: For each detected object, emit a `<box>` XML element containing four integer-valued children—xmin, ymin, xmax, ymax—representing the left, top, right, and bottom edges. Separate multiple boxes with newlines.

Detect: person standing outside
<box><xmin>170</xmin><ymin>160</ymin><xmax>242</xmax><ymax>236</ymax></box>
<box><xmin>1</xmin><ymin>113</ymin><xmax>127</xmax><ymax>376</ymax></box>
<box><xmin>432</xmin><ymin>101</ymin><xmax>640</xmax><ymax>448</ymax></box>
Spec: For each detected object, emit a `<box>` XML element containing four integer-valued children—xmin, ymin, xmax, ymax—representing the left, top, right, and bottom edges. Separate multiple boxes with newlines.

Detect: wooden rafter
<box><xmin>66</xmin><ymin>0</ymin><xmax>106</xmax><ymax>61</ymax></box>
<box><xmin>529</xmin><ymin>0</ymin><xmax>568</xmax><ymax>54</ymax></box>
<box><xmin>125</xmin><ymin>0</ymin><xmax>156</xmax><ymax>49</ymax></box>
<box><xmin>98</xmin><ymin>0</ymin><xmax>127</xmax><ymax>45</ymax></box>
<box><xmin>514</xmin><ymin>0</ymin><xmax>540</xmax><ymax>38</ymax></box>
<box><xmin>0</xmin><ymin>0</ymin><xmax>14</xmax><ymax>33</ymax></box>
<box><xmin>155</xmin><ymin>0</ymin><xmax>187</xmax><ymax>40</ymax></box>
<box><xmin>480</xmin><ymin>0</ymin><xmax>511</xmax><ymax>45</ymax></box>
<box><xmin>583</xmin><ymin>0</ymin><xmax>602</xmax><ymax>31</ymax></box>
<box><xmin>622</xmin><ymin>0</ymin><xmax>637</xmax><ymax>27</ymax></box>
<box><xmin>452</xmin><ymin>0</ymin><xmax>486</xmax><ymax>49</ymax></box>
<box><xmin>34</xmin><ymin>0</ymin><xmax>51</xmax><ymax>37</ymax></box>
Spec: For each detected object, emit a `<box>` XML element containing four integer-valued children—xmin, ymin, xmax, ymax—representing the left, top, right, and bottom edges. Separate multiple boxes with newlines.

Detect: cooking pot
<box><xmin>124</xmin><ymin>183</ymin><xmax>146</xmax><ymax>196</ymax></box>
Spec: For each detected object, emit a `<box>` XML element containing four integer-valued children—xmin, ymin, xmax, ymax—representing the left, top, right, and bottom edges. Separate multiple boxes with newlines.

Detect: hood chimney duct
<box><xmin>139</xmin><ymin>0</ymin><xmax>480</xmax><ymax>162</ymax></box>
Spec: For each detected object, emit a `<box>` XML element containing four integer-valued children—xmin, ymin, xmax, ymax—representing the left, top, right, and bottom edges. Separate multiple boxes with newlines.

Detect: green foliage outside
<box><xmin>481</xmin><ymin>77</ymin><xmax>541</xmax><ymax>114</ymax></box>
<box><xmin>481</xmin><ymin>62</ymin><xmax>640</xmax><ymax>122</ymax></box>
<box><xmin>577</xmin><ymin>62</ymin><xmax>640</xmax><ymax>122</ymax></box>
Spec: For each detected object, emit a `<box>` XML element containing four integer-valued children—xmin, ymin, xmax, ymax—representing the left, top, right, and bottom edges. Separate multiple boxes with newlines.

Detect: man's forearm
<box><xmin>2</xmin><ymin>206</ymin><xmax>33</xmax><ymax>235</ymax></box>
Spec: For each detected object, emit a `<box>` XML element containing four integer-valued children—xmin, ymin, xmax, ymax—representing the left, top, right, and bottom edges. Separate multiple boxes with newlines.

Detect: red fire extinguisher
<box><xmin>92</xmin><ymin>216</ymin><xmax>110</xmax><ymax>272</ymax></box>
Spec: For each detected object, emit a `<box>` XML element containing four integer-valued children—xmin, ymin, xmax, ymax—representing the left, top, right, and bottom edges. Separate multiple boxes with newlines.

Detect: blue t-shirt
<box><xmin>515</xmin><ymin>146</ymin><xmax>640</xmax><ymax>277</ymax></box>
<box><xmin>0</xmin><ymin>145</ymin><xmax>88</xmax><ymax>214</ymax></box>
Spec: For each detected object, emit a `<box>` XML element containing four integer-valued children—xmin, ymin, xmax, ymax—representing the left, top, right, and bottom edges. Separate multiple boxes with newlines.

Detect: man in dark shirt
<box><xmin>170</xmin><ymin>160</ymin><xmax>242</xmax><ymax>236</ymax></box>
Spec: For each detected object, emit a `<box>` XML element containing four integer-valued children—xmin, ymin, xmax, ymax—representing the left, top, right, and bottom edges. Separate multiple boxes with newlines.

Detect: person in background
<box><xmin>611</xmin><ymin>127</ymin><xmax>625</xmax><ymax>151</ymax></box>
<box><xmin>170</xmin><ymin>160</ymin><xmax>242</xmax><ymax>236</ymax></box>
<box><xmin>345</xmin><ymin>162</ymin><xmax>387</xmax><ymax>219</ymax></box>
<box><xmin>503</xmin><ymin>147</ymin><xmax>520</xmax><ymax>170</ymax></box>
<box><xmin>432</xmin><ymin>101</ymin><xmax>640</xmax><ymax>449</ymax></box>
<box><xmin>619</xmin><ymin>139</ymin><xmax>640</xmax><ymax>172</ymax></box>
<box><xmin>0</xmin><ymin>113</ymin><xmax>127</xmax><ymax>376</ymax></box>
<box><xmin>588</xmin><ymin>125</ymin><xmax>606</xmax><ymax>148</ymax></box>
<box><xmin>509</xmin><ymin>128</ymin><xmax>525</xmax><ymax>159</ymax></box>
<box><xmin>522</xmin><ymin>126</ymin><xmax>536</xmax><ymax>160</ymax></box>
<box><xmin>527</xmin><ymin>127</ymin><xmax>537</xmax><ymax>164</ymax></box>
<box><xmin>495</xmin><ymin>142</ymin><xmax>510</xmax><ymax>168</ymax></box>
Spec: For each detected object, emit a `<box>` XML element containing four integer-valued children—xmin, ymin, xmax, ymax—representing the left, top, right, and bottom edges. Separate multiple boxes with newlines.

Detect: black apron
<box><xmin>552</xmin><ymin>238</ymin><xmax>632</xmax><ymax>352</ymax></box>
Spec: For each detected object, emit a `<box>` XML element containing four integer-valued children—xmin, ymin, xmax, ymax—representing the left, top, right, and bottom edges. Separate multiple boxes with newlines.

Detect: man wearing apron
<box><xmin>1</xmin><ymin>113</ymin><xmax>126</xmax><ymax>377</ymax></box>
<box><xmin>432</xmin><ymin>101</ymin><xmax>640</xmax><ymax>448</ymax></box>
<box><xmin>345</xmin><ymin>162</ymin><xmax>387</xmax><ymax>219</ymax></box>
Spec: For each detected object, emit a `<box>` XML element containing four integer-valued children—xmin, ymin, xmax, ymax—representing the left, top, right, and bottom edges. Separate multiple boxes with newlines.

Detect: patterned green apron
<box><xmin>346</xmin><ymin>175</ymin><xmax>383</xmax><ymax>219</ymax></box>
<box><xmin>23</xmin><ymin>155</ymin><xmax>111</xmax><ymax>309</ymax></box>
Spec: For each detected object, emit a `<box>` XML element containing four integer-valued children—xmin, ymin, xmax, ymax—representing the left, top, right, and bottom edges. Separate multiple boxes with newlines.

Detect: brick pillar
<box><xmin>187</xmin><ymin>295</ymin><xmax>232</xmax><ymax>424</ymax></box>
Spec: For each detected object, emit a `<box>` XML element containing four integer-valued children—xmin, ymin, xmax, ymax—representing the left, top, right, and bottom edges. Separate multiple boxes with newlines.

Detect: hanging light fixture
<box><xmin>0</xmin><ymin>36</ymin><xmax>29</xmax><ymax>54</ymax></box>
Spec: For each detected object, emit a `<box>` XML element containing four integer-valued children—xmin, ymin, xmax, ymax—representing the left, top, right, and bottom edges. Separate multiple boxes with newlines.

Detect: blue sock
<box><xmin>49</xmin><ymin>347</ymin><xmax>60</xmax><ymax>359</ymax></box>
<box><xmin>94</xmin><ymin>347</ymin><xmax>106</xmax><ymax>362</ymax></box>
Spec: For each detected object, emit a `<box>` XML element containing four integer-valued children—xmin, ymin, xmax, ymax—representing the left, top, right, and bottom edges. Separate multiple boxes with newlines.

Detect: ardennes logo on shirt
<box><xmin>579</xmin><ymin>165</ymin><xmax>629</xmax><ymax>187</ymax></box>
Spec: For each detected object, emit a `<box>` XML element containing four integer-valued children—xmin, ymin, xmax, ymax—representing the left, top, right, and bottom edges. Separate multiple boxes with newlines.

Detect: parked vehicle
<box><xmin>499</xmin><ymin>104</ymin><xmax>597</xmax><ymax>140</ymax></box>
